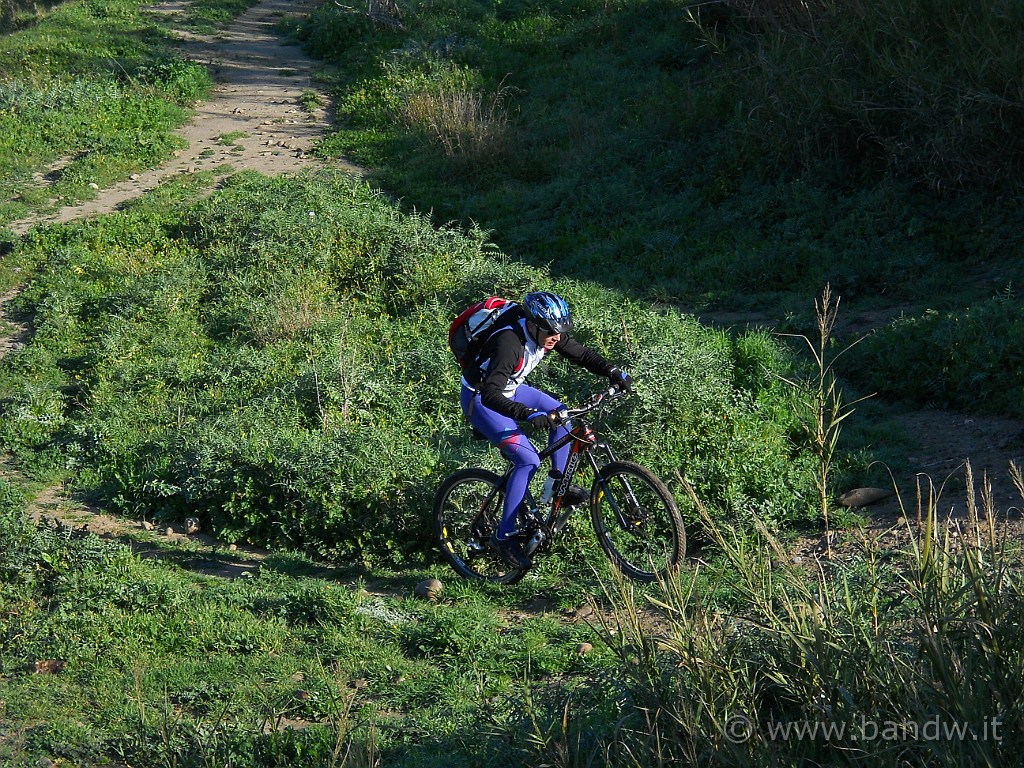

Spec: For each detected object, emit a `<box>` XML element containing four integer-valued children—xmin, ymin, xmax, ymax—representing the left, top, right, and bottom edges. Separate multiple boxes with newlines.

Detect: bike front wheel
<box><xmin>433</xmin><ymin>468</ymin><xmax>527</xmax><ymax>585</ymax></box>
<box><xmin>590</xmin><ymin>461</ymin><xmax>685</xmax><ymax>582</ymax></box>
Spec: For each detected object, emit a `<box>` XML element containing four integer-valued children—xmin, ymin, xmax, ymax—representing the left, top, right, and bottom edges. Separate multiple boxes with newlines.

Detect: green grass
<box><xmin>300</xmin><ymin>87</ymin><xmax>325</xmax><ymax>112</ymax></box>
<box><xmin>217</xmin><ymin>131</ymin><xmax>249</xmax><ymax>146</ymax></box>
<box><xmin>4</xmin><ymin>458</ymin><xmax>1023</xmax><ymax>767</ymax></box>
<box><xmin>0</xmin><ymin>490</ymin><xmax>607</xmax><ymax>768</ymax></box>
<box><xmin>544</xmin><ymin>476</ymin><xmax>1024</xmax><ymax>766</ymax></box>
<box><xmin>2</xmin><ymin>1</ymin><xmax>1024</xmax><ymax>765</ymax></box>
<box><xmin>1</xmin><ymin>170</ymin><xmax>821</xmax><ymax>563</ymax></box>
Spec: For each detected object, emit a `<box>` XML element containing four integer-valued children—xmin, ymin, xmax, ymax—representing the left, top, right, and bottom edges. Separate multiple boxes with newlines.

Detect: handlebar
<box><xmin>556</xmin><ymin>386</ymin><xmax>629</xmax><ymax>422</ymax></box>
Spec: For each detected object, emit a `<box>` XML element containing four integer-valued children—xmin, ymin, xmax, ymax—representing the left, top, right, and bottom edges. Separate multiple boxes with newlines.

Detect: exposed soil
<box><xmin>2</xmin><ymin>0</ymin><xmax>1023</xmax><ymax>581</ymax></box>
<box><xmin>9</xmin><ymin>0</ymin><xmax>361</xmax><ymax>237</ymax></box>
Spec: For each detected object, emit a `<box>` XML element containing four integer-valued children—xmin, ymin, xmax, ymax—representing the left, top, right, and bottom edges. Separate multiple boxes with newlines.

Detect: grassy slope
<box><xmin>0</xmin><ymin>483</ymin><xmax>606</xmax><ymax>768</ymax></box>
<box><xmin>1</xmin><ymin>1</ymin><xmax>1023</xmax><ymax>766</ymax></box>
<box><xmin>301</xmin><ymin>0</ymin><xmax>1024</xmax><ymax>416</ymax></box>
<box><xmin>0</xmin><ymin>0</ymin><xmax>266</xmax><ymax>229</ymax></box>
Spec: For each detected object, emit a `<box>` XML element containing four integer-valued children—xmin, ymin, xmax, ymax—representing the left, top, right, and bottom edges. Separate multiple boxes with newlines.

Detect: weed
<box><xmin>403</xmin><ymin>75</ymin><xmax>516</xmax><ymax>170</ymax></box>
<box><xmin>516</xmin><ymin>467</ymin><xmax>1024</xmax><ymax>766</ymax></box>
<box><xmin>777</xmin><ymin>285</ymin><xmax>872</xmax><ymax>555</ymax></box>
<box><xmin>217</xmin><ymin>131</ymin><xmax>249</xmax><ymax>146</ymax></box>
<box><xmin>300</xmin><ymin>88</ymin><xmax>324</xmax><ymax>112</ymax></box>
<box><xmin>299</xmin><ymin>0</ymin><xmax>1024</xmax><ymax>415</ymax></box>
<box><xmin>3</xmin><ymin>171</ymin><xmax>818</xmax><ymax>563</ymax></box>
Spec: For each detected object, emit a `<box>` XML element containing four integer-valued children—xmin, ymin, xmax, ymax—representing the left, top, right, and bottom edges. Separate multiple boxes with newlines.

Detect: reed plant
<box><xmin>527</xmin><ymin>466</ymin><xmax>1024</xmax><ymax>766</ymax></box>
<box><xmin>778</xmin><ymin>285</ymin><xmax>870</xmax><ymax>556</ymax></box>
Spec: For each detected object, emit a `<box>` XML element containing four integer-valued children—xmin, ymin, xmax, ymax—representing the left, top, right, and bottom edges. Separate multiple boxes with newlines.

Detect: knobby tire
<box><xmin>590</xmin><ymin>461</ymin><xmax>685</xmax><ymax>582</ymax></box>
<box><xmin>433</xmin><ymin>468</ymin><xmax>528</xmax><ymax>585</ymax></box>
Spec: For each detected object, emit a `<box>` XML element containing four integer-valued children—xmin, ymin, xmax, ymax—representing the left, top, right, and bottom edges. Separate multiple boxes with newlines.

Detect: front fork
<box><xmin>589</xmin><ymin>443</ymin><xmax>645</xmax><ymax>531</ymax></box>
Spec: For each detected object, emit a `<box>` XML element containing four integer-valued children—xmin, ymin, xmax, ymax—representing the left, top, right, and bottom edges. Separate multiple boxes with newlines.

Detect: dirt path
<box><xmin>9</xmin><ymin>0</ymin><xmax>361</xmax><ymax>237</ymax></box>
<box><xmin>695</xmin><ymin>310</ymin><xmax>1024</xmax><ymax>552</ymax></box>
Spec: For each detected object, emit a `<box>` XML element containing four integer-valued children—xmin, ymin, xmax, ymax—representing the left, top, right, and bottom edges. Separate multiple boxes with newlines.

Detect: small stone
<box><xmin>130</xmin><ymin>174</ymin><xmax>141</xmax><ymax>180</ymax></box>
<box><xmin>165</xmin><ymin>526</ymin><xmax>175</xmax><ymax>536</ymax></box>
<box><xmin>141</xmin><ymin>521</ymin><xmax>154</xmax><ymax>531</ymax></box>
<box><xmin>87</xmin><ymin>182</ymin><xmax>99</xmax><ymax>190</ymax></box>
<box><xmin>575</xmin><ymin>642</ymin><xmax>593</xmax><ymax>655</ymax></box>
<box><xmin>838</xmin><ymin>487</ymin><xmax>894</xmax><ymax>507</ymax></box>
<box><xmin>571</xmin><ymin>604</ymin><xmax>594</xmax><ymax>620</ymax></box>
<box><xmin>414</xmin><ymin>578</ymin><xmax>443</xmax><ymax>601</ymax></box>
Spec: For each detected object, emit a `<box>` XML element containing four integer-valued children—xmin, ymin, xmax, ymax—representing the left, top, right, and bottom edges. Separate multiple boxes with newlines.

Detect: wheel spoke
<box><xmin>434</xmin><ymin>469</ymin><xmax>527</xmax><ymax>584</ymax></box>
<box><xmin>591</xmin><ymin>462</ymin><xmax>685</xmax><ymax>582</ymax></box>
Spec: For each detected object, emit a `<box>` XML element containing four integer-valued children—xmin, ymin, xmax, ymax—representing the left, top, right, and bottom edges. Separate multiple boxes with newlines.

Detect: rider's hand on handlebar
<box><xmin>608</xmin><ymin>367</ymin><xmax>634</xmax><ymax>393</ymax></box>
<box><xmin>526</xmin><ymin>409</ymin><xmax>561</xmax><ymax>432</ymax></box>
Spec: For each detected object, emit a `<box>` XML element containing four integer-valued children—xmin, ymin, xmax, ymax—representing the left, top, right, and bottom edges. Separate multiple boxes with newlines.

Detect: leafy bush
<box><xmin>4</xmin><ymin>170</ymin><xmax>819</xmax><ymax>563</ymax></box>
<box><xmin>297</xmin><ymin>0</ymin><xmax>1024</xmax><ymax>421</ymax></box>
<box><xmin>840</xmin><ymin>293</ymin><xmax>1024</xmax><ymax>417</ymax></box>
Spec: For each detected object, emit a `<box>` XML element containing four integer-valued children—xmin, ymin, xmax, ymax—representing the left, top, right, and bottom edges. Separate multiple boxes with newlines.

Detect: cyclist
<box><xmin>460</xmin><ymin>291</ymin><xmax>633</xmax><ymax>569</ymax></box>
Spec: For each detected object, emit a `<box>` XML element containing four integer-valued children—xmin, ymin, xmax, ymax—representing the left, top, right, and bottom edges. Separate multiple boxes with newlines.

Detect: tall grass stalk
<box><xmin>563</xmin><ymin>469</ymin><xmax>1024</xmax><ymax>766</ymax></box>
<box><xmin>780</xmin><ymin>285</ymin><xmax>870</xmax><ymax>556</ymax></box>
<box><xmin>403</xmin><ymin>78</ymin><xmax>515</xmax><ymax>167</ymax></box>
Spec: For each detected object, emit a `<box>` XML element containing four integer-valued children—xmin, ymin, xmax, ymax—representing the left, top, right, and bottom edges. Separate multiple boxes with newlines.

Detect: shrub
<box><xmin>840</xmin><ymin>293</ymin><xmax>1024</xmax><ymax>417</ymax></box>
<box><xmin>6</xmin><ymin>170</ymin><xmax>820</xmax><ymax>564</ymax></box>
<box><xmin>403</xmin><ymin>72</ymin><xmax>516</xmax><ymax>170</ymax></box>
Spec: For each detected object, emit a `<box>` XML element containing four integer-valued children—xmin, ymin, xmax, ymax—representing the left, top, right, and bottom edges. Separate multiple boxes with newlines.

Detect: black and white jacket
<box><xmin>461</xmin><ymin>310</ymin><xmax>615</xmax><ymax>422</ymax></box>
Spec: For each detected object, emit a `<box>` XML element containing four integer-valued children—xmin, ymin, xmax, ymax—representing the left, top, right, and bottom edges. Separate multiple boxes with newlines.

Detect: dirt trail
<box><xmin>696</xmin><ymin>310</ymin><xmax>1024</xmax><ymax>553</ymax></box>
<box><xmin>9</xmin><ymin>0</ymin><xmax>361</xmax><ymax>238</ymax></box>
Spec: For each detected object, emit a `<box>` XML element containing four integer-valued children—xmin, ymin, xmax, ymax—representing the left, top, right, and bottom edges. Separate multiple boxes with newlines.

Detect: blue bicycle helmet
<box><xmin>522</xmin><ymin>291</ymin><xmax>573</xmax><ymax>335</ymax></box>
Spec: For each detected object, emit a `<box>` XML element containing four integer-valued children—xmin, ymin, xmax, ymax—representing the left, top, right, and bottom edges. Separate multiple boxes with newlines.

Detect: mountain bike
<box><xmin>433</xmin><ymin>387</ymin><xmax>686</xmax><ymax>584</ymax></box>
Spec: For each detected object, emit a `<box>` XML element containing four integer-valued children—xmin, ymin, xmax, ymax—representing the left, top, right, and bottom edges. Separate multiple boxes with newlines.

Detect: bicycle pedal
<box><xmin>466</xmin><ymin>539</ymin><xmax>486</xmax><ymax>557</ymax></box>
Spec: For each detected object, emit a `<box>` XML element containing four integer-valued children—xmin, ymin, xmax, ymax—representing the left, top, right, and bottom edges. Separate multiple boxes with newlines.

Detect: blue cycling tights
<box><xmin>460</xmin><ymin>384</ymin><xmax>571</xmax><ymax>539</ymax></box>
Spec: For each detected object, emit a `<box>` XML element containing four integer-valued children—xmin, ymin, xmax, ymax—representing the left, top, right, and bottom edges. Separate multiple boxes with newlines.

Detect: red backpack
<box><xmin>448</xmin><ymin>297</ymin><xmax>519</xmax><ymax>369</ymax></box>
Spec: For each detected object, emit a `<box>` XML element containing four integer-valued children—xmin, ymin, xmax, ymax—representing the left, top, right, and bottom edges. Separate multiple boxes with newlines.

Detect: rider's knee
<box><xmin>499</xmin><ymin>434</ymin><xmax>541</xmax><ymax>470</ymax></box>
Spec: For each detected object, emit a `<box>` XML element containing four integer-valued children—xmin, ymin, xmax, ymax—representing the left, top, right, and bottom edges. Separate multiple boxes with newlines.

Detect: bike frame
<box><xmin>484</xmin><ymin>389</ymin><xmax>642</xmax><ymax>551</ymax></box>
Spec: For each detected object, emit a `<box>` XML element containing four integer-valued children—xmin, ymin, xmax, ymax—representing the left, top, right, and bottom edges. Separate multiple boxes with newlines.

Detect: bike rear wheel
<box><xmin>433</xmin><ymin>468</ymin><xmax>528</xmax><ymax>585</ymax></box>
<box><xmin>590</xmin><ymin>461</ymin><xmax>685</xmax><ymax>582</ymax></box>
